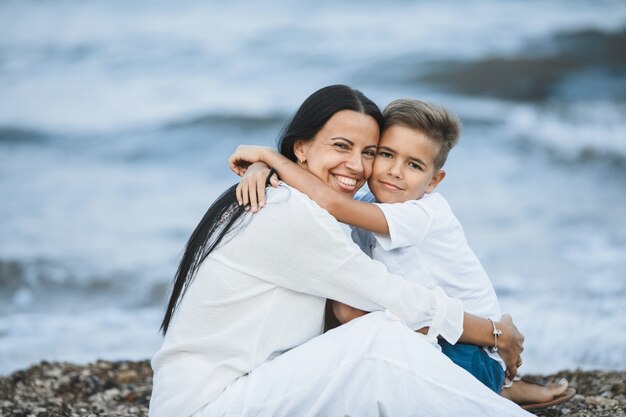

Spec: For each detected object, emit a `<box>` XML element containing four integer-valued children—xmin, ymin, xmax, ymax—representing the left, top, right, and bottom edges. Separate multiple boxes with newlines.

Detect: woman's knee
<box><xmin>338</xmin><ymin>312</ymin><xmax>424</xmax><ymax>358</ymax></box>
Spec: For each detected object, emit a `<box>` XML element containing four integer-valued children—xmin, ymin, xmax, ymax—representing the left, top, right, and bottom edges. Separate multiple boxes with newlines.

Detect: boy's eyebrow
<box><xmin>412</xmin><ymin>158</ymin><xmax>428</xmax><ymax>168</ymax></box>
<box><xmin>378</xmin><ymin>145</ymin><xmax>396</xmax><ymax>154</ymax></box>
<box><xmin>379</xmin><ymin>145</ymin><xmax>428</xmax><ymax>168</ymax></box>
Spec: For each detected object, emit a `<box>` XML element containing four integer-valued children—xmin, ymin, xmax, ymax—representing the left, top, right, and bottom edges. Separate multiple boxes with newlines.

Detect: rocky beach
<box><xmin>0</xmin><ymin>360</ymin><xmax>624</xmax><ymax>417</ymax></box>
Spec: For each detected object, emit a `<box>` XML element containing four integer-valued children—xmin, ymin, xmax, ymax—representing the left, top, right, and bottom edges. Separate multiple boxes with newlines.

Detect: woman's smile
<box><xmin>331</xmin><ymin>173</ymin><xmax>361</xmax><ymax>192</ymax></box>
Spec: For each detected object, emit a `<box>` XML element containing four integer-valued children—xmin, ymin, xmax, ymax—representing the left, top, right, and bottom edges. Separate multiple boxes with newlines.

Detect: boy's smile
<box><xmin>368</xmin><ymin>124</ymin><xmax>445</xmax><ymax>203</ymax></box>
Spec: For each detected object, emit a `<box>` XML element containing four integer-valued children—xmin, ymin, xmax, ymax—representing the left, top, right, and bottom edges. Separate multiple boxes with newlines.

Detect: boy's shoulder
<box><xmin>419</xmin><ymin>192</ymin><xmax>457</xmax><ymax>221</ymax></box>
<box><xmin>420</xmin><ymin>192</ymin><xmax>452</xmax><ymax>209</ymax></box>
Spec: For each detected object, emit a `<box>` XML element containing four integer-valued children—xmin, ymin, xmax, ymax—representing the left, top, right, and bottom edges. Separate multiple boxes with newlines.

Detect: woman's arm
<box><xmin>229</xmin><ymin>146</ymin><xmax>390</xmax><ymax>235</ymax></box>
<box><xmin>332</xmin><ymin>301</ymin><xmax>523</xmax><ymax>377</ymax></box>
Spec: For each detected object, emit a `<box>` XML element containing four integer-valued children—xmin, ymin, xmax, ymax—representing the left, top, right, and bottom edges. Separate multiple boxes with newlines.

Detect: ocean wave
<box><xmin>0</xmin><ymin>259</ymin><xmax>167</xmax><ymax>313</ymax></box>
<box><xmin>0</xmin><ymin>126</ymin><xmax>50</xmax><ymax>145</ymax></box>
<box><xmin>503</xmin><ymin>102</ymin><xmax>626</xmax><ymax>164</ymax></box>
<box><xmin>415</xmin><ymin>27</ymin><xmax>626</xmax><ymax>102</ymax></box>
<box><xmin>0</xmin><ymin>110</ymin><xmax>287</xmax><ymax>143</ymax></box>
<box><xmin>164</xmin><ymin>112</ymin><xmax>287</xmax><ymax>131</ymax></box>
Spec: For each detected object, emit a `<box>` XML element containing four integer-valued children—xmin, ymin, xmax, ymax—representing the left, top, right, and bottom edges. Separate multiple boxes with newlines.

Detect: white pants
<box><xmin>194</xmin><ymin>312</ymin><xmax>531</xmax><ymax>417</ymax></box>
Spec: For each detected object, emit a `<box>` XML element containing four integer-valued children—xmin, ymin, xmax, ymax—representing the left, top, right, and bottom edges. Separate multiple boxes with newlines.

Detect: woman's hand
<box><xmin>495</xmin><ymin>314</ymin><xmax>525</xmax><ymax>379</ymax></box>
<box><xmin>228</xmin><ymin>145</ymin><xmax>276</xmax><ymax>176</ymax></box>
<box><xmin>236</xmin><ymin>162</ymin><xmax>279</xmax><ymax>213</ymax></box>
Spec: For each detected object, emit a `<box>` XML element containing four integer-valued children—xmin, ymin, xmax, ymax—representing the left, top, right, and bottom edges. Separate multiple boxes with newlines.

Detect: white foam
<box><xmin>506</xmin><ymin>102</ymin><xmax>626</xmax><ymax>159</ymax></box>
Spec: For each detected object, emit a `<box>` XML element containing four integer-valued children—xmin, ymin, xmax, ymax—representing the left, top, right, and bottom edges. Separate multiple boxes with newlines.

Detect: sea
<box><xmin>1</xmin><ymin>0</ymin><xmax>625</xmax><ymax>376</ymax></box>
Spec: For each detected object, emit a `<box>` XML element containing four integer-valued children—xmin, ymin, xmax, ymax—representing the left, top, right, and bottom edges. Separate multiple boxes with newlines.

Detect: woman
<box><xmin>150</xmin><ymin>85</ymin><xmax>530</xmax><ymax>417</ymax></box>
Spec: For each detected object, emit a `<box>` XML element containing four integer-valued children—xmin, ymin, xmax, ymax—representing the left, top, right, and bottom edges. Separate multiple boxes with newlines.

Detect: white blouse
<box><xmin>149</xmin><ymin>184</ymin><xmax>463</xmax><ymax>417</ymax></box>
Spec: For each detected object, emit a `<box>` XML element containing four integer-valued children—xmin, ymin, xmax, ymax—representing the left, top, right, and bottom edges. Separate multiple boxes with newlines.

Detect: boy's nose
<box><xmin>387</xmin><ymin>163</ymin><xmax>402</xmax><ymax>178</ymax></box>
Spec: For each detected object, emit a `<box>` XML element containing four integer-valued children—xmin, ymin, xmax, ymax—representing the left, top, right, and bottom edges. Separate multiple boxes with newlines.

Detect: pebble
<box><xmin>585</xmin><ymin>396</ymin><xmax>619</xmax><ymax>408</ymax></box>
<box><xmin>1</xmin><ymin>361</ymin><xmax>624</xmax><ymax>417</ymax></box>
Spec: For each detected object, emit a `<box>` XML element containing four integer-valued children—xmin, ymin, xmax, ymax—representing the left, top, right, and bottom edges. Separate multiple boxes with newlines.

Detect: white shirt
<box><xmin>352</xmin><ymin>192</ymin><xmax>503</xmax><ymax>365</ymax></box>
<box><xmin>150</xmin><ymin>184</ymin><xmax>464</xmax><ymax>417</ymax></box>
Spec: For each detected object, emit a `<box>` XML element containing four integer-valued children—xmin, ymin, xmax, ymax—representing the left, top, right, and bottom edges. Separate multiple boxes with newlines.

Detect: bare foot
<box><xmin>501</xmin><ymin>378</ymin><xmax>569</xmax><ymax>406</ymax></box>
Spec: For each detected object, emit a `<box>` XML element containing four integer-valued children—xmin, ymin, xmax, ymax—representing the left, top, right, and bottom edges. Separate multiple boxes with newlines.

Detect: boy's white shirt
<box><xmin>352</xmin><ymin>191</ymin><xmax>504</xmax><ymax>368</ymax></box>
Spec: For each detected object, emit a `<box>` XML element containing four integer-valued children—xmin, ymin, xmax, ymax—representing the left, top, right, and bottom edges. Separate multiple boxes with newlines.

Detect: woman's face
<box><xmin>294</xmin><ymin>110</ymin><xmax>380</xmax><ymax>197</ymax></box>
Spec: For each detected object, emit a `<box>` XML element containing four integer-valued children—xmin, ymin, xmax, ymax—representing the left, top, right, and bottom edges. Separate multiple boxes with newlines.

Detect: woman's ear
<box><xmin>293</xmin><ymin>140</ymin><xmax>309</xmax><ymax>164</ymax></box>
<box><xmin>426</xmin><ymin>170</ymin><xmax>446</xmax><ymax>193</ymax></box>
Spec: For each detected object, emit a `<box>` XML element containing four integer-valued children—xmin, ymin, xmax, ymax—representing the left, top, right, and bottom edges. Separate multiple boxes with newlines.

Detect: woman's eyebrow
<box><xmin>331</xmin><ymin>137</ymin><xmax>377</xmax><ymax>151</ymax></box>
<box><xmin>331</xmin><ymin>137</ymin><xmax>352</xmax><ymax>143</ymax></box>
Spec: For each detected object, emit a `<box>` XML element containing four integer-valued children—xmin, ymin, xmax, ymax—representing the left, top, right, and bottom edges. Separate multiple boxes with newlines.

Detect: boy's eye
<box><xmin>408</xmin><ymin>162</ymin><xmax>423</xmax><ymax>171</ymax></box>
<box><xmin>378</xmin><ymin>151</ymin><xmax>393</xmax><ymax>158</ymax></box>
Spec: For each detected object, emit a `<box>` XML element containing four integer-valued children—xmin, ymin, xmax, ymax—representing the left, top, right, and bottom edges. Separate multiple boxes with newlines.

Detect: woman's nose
<box><xmin>344</xmin><ymin>151</ymin><xmax>364</xmax><ymax>173</ymax></box>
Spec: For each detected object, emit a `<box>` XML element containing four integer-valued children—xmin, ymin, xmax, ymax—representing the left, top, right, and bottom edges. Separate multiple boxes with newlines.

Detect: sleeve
<box><xmin>218</xmin><ymin>187</ymin><xmax>463</xmax><ymax>343</ymax></box>
<box><xmin>371</xmin><ymin>199</ymin><xmax>435</xmax><ymax>250</ymax></box>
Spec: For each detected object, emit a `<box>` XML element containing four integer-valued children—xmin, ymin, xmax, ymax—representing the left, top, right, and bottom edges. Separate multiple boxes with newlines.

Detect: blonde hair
<box><xmin>383</xmin><ymin>99</ymin><xmax>461</xmax><ymax>169</ymax></box>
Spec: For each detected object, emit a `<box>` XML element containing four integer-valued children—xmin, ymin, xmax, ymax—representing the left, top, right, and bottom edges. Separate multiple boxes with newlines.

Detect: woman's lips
<box><xmin>332</xmin><ymin>174</ymin><xmax>359</xmax><ymax>193</ymax></box>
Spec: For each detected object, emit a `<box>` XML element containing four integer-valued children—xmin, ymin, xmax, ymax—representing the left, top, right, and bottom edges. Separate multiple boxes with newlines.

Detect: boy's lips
<box><xmin>377</xmin><ymin>179</ymin><xmax>404</xmax><ymax>191</ymax></box>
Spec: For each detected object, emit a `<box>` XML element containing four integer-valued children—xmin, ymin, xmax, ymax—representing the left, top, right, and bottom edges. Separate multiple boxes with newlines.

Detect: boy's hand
<box><xmin>496</xmin><ymin>314</ymin><xmax>525</xmax><ymax>379</ymax></box>
<box><xmin>229</xmin><ymin>145</ymin><xmax>275</xmax><ymax>176</ymax></box>
<box><xmin>332</xmin><ymin>301</ymin><xmax>367</xmax><ymax>324</ymax></box>
<box><xmin>236</xmin><ymin>162</ymin><xmax>278</xmax><ymax>213</ymax></box>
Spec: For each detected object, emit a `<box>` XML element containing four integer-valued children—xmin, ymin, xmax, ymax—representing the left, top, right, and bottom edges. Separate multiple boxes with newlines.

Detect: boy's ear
<box><xmin>293</xmin><ymin>140</ymin><xmax>310</xmax><ymax>164</ymax></box>
<box><xmin>426</xmin><ymin>169</ymin><xmax>446</xmax><ymax>193</ymax></box>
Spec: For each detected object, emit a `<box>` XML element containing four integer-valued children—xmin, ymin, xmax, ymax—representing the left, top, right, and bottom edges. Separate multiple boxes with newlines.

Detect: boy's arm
<box><xmin>332</xmin><ymin>300</ymin><xmax>367</xmax><ymax>324</ymax></box>
<box><xmin>230</xmin><ymin>146</ymin><xmax>390</xmax><ymax>235</ymax></box>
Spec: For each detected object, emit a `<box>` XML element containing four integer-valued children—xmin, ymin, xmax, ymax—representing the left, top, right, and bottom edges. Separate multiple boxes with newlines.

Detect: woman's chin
<box><xmin>333</xmin><ymin>183</ymin><xmax>359</xmax><ymax>196</ymax></box>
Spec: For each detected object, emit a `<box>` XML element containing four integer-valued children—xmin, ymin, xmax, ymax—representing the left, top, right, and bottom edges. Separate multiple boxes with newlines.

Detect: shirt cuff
<box><xmin>426</xmin><ymin>287</ymin><xmax>464</xmax><ymax>344</ymax></box>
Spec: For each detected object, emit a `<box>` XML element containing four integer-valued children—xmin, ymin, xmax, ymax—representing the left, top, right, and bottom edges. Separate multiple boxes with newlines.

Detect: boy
<box><xmin>229</xmin><ymin>99</ymin><xmax>573</xmax><ymax>410</ymax></box>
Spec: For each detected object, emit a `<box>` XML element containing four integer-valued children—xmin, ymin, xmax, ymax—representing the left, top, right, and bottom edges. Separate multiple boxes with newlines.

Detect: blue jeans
<box><xmin>439</xmin><ymin>339</ymin><xmax>505</xmax><ymax>393</ymax></box>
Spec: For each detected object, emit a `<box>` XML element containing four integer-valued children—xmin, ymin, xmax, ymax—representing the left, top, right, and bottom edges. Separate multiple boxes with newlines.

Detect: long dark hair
<box><xmin>160</xmin><ymin>85</ymin><xmax>383</xmax><ymax>335</ymax></box>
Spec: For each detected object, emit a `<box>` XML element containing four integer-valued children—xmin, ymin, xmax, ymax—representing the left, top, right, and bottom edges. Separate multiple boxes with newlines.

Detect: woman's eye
<box><xmin>334</xmin><ymin>143</ymin><xmax>349</xmax><ymax>150</ymax></box>
<box><xmin>363</xmin><ymin>150</ymin><xmax>376</xmax><ymax>158</ymax></box>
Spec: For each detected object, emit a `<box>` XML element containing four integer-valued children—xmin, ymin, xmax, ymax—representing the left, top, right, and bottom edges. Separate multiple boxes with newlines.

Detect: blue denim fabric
<box><xmin>439</xmin><ymin>339</ymin><xmax>505</xmax><ymax>393</ymax></box>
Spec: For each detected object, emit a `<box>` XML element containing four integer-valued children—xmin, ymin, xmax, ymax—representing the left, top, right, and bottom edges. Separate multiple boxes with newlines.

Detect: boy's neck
<box><xmin>373</xmin><ymin>191</ymin><xmax>435</xmax><ymax>204</ymax></box>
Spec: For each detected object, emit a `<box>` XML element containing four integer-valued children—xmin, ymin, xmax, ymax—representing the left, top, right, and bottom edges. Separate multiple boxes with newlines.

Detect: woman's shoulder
<box><xmin>264</xmin><ymin>182</ymin><xmax>292</xmax><ymax>204</ymax></box>
<box><xmin>266</xmin><ymin>183</ymin><xmax>320</xmax><ymax>210</ymax></box>
<box><xmin>263</xmin><ymin>183</ymin><xmax>346</xmax><ymax>230</ymax></box>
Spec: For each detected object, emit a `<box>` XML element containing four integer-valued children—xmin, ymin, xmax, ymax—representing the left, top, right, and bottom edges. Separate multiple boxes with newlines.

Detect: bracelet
<box><xmin>487</xmin><ymin>318</ymin><xmax>502</xmax><ymax>353</ymax></box>
<box><xmin>265</xmin><ymin>168</ymin><xmax>278</xmax><ymax>186</ymax></box>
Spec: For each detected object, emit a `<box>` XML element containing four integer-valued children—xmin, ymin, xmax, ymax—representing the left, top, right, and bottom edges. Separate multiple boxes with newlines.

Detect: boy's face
<box><xmin>368</xmin><ymin>124</ymin><xmax>445</xmax><ymax>203</ymax></box>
